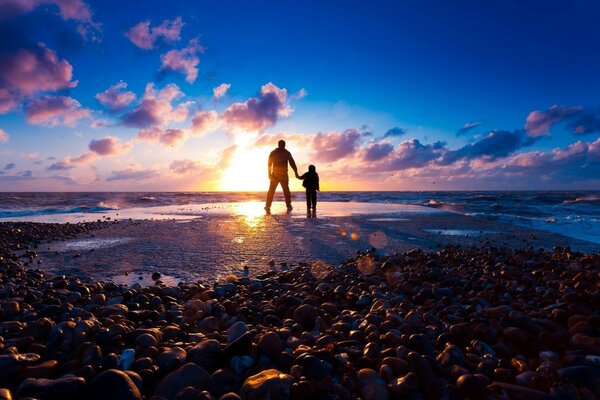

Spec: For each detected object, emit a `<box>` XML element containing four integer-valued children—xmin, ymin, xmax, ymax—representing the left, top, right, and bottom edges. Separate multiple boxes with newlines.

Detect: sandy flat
<box><xmin>28</xmin><ymin>201</ymin><xmax>600</xmax><ymax>285</ymax></box>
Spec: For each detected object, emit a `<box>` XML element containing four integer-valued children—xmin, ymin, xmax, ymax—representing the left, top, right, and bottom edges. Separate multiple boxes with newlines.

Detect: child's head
<box><xmin>308</xmin><ymin>165</ymin><xmax>316</xmax><ymax>172</ymax></box>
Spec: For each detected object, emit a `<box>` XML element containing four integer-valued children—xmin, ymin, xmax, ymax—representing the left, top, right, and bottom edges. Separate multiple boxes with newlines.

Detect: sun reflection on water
<box><xmin>236</xmin><ymin>201</ymin><xmax>265</xmax><ymax>228</ymax></box>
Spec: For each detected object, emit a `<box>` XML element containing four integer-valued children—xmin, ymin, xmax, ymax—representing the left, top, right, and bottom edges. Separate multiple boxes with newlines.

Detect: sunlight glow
<box><xmin>220</xmin><ymin>146</ymin><xmax>267</xmax><ymax>191</ymax></box>
<box><xmin>235</xmin><ymin>201</ymin><xmax>265</xmax><ymax>228</ymax></box>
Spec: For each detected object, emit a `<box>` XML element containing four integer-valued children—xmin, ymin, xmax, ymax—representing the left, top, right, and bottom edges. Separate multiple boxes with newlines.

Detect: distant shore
<box><xmin>0</xmin><ymin>221</ymin><xmax>598</xmax><ymax>399</ymax></box>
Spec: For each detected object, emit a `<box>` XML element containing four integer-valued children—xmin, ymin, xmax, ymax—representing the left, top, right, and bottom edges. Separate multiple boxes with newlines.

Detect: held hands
<box><xmin>294</xmin><ymin>171</ymin><xmax>301</xmax><ymax>179</ymax></box>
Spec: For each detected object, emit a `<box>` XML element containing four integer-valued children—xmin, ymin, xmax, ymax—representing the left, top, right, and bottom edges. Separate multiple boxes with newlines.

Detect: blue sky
<box><xmin>1</xmin><ymin>0</ymin><xmax>599</xmax><ymax>190</ymax></box>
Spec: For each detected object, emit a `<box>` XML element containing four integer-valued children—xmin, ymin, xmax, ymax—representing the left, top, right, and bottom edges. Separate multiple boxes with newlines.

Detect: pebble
<box><xmin>87</xmin><ymin>369</ymin><xmax>142</xmax><ymax>400</ymax></box>
<box><xmin>240</xmin><ymin>369</ymin><xmax>294</xmax><ymax>400</ymax></box>
<box><xmin>0</xmin><ymin>223</ymin><xmax>598</xmax><ymax>400</ymax></box>
<box><xmin>155</xmin><ymin>363</ymin><xmax>210</xmax><ymax>399</ymax></box>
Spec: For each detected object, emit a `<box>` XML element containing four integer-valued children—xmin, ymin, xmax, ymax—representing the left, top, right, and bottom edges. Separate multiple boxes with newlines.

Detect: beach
<box><xmin>0</xmin><ymin>197</ymin><xmax>599</xmax><ymax>399</ymax></box>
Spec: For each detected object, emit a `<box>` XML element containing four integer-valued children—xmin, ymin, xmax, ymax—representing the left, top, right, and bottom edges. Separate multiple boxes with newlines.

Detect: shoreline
<box><xmin>0</xmin><ymin>221</ymin><xmax>599</xmax><ymax>399</ymax></box>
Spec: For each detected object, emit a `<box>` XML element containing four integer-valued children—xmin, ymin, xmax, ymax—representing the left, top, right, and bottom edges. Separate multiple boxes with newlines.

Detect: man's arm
<box><xmin>288</xmin><ymin>152</ymin><xmax>299</xmax><ymax>178</ymax></box>
<box><xmin>267</xmin><ymin>153</ymin><xmax>273</xmax><ymax>179</ymax></box>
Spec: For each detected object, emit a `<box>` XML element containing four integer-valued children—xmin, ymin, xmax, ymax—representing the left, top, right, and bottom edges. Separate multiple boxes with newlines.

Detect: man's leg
<box><xmin>265</xmin><ymin>179</ymin><xmax>279</xmax><ymax>209</ymax></box>
<box><xmin>311</xmin><ymin>190</ymin><xmax>317</xmax><ymax>210</ymax></box>
<box><xmin>281</xmin><ymin>178</ymin><xmax>292</xmax><ymax>209</ymax></box>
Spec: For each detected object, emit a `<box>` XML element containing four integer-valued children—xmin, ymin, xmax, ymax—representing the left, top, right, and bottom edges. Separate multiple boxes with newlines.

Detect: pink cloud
<box><xmin>89</xmin><ymin>136</ymin><xmax>132</xmax><ymax>156</ymax></box>
<box><xmin>253</xmin><ymin>132</ymin><xmax>311</xmax><ymax>148</ymax></box>
<box><xmin>212</xmin><ymin>83</ymin><xmax>230</xmax><ymax>99</ymax></box>
<box><xmin>47</xmin><ymin>136</ymin><xmax>129</xmax><ymax>171</ymax></box>
<box><xmin>0</xmin><ymin>128</ymin><xmax>9</xmax><ymax>143</ymax></box>
<box><xmin>0</xmin><ymin>88</ymin><xmax>19</xmax><ymax>114</ymax></box>
<box><xmin>137</xmin><ymin>127</ymin><xmax>187</xmax><ymax>147</ymax></box>
<box><xmin>122</xmin><ymin>83</ymin><xmax>189</xmax><ymax>128</ymax></box>
<box><xmin>525</xmin><ymin>105</ymin><xmax>582</xmax><ymax>137</ymax></box>
<box><xmin>25</xmin><ymin>96</ymin><xmax>91</xmax><ymax>127</ymax></box>
<box><xmin>160</xmin><ymin>38</ymin><xmax>204</xmax><ymax>83</ymax></box>
<box><xmin>362</xmin><ymin>142</ymin><xmax>394</xmax><ymax>161</ymax></box>
<box><xmin>169</xmin><ymin>159</ymin><xmax>204</xmax><ymax>175</ymax></box>
<box><xmin>95</xmin><ymin>81</ymin><xmax>136</xmax><ymax>111</ymax></box>
<box><xmin>0</xmin><ymin>0</ymin><xmax>100</xmax><ymax>41</ymax></box>
<box><xmin>125</xmin><ymin>17</ymin><xmax>184</xmax><ymax>50</ymax></box>
<box><xmin>221</xmin><ymin>82</ymin><xmax>291</xmax><ymax>132</ymax></box>
<box><xmin>106</xmin><ymin>165</ymin><xmax>159</xmax><ymax>181</ymax></box>
<box><xmin>190</xmin><ymin>110</ymin><xmax>219</xmax><ymax>136</ymax></box>
<box><xmin>310</xmin><ymin>128</ymin><xmax>362</xmax><ymax>163</ymax></box>
<box><xmin>0</xmin><ymin>44</ymin><xmax>77</xmax><ymax>95</ymax></box>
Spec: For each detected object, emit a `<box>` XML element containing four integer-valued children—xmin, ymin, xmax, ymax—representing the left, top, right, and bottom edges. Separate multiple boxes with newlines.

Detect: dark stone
<box><xmin>17</xmin><ymin>375</ymin><xmax>86</xmax><ymax>400</ymax></box>
<box><xmin>357</xmin><ymin>368</ymin><xmax>389</xmax><ymax>400</ymax></box>
<box><xmin>87</xmin><ymin>369</ymin><xmax>142</xmax><ymax>400</ymax></box>
<box><xmin>156</xmin><ymin>363</ymin><xmax>210</xmax><ymax>399</ymax></box>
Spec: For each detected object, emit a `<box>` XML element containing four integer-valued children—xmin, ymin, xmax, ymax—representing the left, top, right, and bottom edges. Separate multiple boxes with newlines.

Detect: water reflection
<box><xmin>236</xmin><ymin>201</ymin><xmax>265</xmax><ymax>228</ymax></box>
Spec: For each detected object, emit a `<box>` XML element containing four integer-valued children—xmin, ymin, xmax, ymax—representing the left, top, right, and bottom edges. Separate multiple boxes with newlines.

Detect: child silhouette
<box><xmin>298</xmin><ymin>164</ymin><xmax>319</xmax><ymax>214</ymax></box>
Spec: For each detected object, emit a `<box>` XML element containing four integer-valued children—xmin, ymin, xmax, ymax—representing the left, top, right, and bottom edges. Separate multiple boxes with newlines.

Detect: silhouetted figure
<box><xmin>299</xmin><ymin>164</ymin><xmax>319</xmax><ymax>214</ymax></box>
<box><xmin>265</xmin><ymin>140</ymin><xmax>298</xmax><ymax>212</ymax></box>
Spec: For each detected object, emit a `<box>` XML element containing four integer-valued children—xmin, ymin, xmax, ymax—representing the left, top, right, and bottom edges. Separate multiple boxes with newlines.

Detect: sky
<box><xmin>1</xmin><ymin>0</ymin><xmax>600</xmax><ymax>191</ymax></box>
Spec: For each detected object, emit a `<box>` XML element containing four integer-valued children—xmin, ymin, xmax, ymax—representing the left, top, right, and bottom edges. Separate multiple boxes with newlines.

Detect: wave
<box><xmin>563</xmin><ymin>195</ymin><xmax>600</xmax><ymax>205</ymax></box>
<box><xmin>0</xmin><ymin>205</ymin><xmax>115</xmax><ymax>218</ymax></box>
<box><xmin>138</xmin><ymin>196</ymin><xmax>157</xmax><ymax>202</ymax></box>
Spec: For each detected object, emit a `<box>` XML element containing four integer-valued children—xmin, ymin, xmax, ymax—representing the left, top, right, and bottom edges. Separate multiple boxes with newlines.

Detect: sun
<box><xmin>219</xmin><ymin>146</ymin><xmax>269</xmax><ymax>191</ymax></box>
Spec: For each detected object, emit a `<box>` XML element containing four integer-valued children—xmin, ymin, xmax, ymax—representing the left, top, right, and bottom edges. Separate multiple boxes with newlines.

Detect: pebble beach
<box><xmin>1</xmin><ymin>220</ymin><xmax>599</xmax><ymax>400</ymax></box>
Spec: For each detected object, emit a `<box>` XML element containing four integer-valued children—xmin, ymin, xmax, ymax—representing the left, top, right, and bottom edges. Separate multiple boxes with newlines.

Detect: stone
<box><xmin>188</xmin><ymin>339</ymin><xmax>223</xmax><ymax>372</ymax></box>
<box><xmin>456</xmin><ymin>374</ymin><xmax>486</xmax><ymax>398</ymax></box>
<box><xmin>231</xmin><ymin>355</ymin><xmax>254</xmax><ymax>376</ymax></box>
<box><xmin>156</xmin><ymin>347</ymin><xmax>187</xmax><ymax>373</ymax></box>
<box><xmin>388</xmin><ymin>372</ymin><xmax>419</xmax><ymax>397</ymax></box>
<box><xmin>258</xmin><ymin>332</ymin><xmax>282</xmax><ymax>358</ymax></box>
<box><xmin>87</xmin><ymin>369</ymin><xmax>142</xmax><ymax>400</ymax></box>
<box><xmin>134</xmin><ymin>333</ymin><xmax>158</xmax><ymax>348</ymax></box>
<box><xmin>357</xmin><ymin>368</ymin><xmax>389</xmax><ymax>400</ymax></box>
<box><xmin>208</xmin><ymin>369</ymin><xmax>243</xmax><ymax>398</ymax></box>
<box><xmin>240</xmin><ymin>369</ymin><xmax>294</xmax><ymax>400</ymax></box>
<box><xmin>155</xmin><ymin>363</ymin><xmax>210</xmax><ymax>399</ymax></box>
<box><xmin>293</xmin><ymin>304</ymin><xmax>318</xmax><ymax>330</ymax></box>
<box><xmin>228</xmin><ymin>322</ymin><xmax>249</xmax><ymax>343</ymax></box>
<box><xmin>16</xmin><ymin>376</ymin><xmax>86</xmax><ymax>400</ymax></box>
<box><xmin>294</xmin><ymin>354</ymin><xmax>332</xmax><ymax>380</ymax></box>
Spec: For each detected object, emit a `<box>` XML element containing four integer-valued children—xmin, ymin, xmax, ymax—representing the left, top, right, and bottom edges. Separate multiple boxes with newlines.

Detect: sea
<box><xmin>1</xmin><ymin>191</ymin><xmax>599</xmax><ymax>245</ymax></box>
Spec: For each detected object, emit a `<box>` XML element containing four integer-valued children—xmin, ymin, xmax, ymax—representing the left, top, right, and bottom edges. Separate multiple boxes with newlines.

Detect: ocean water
<box><xmin>0</xmin><ymin>191</ymin><xmax>599</xmax><ymax>244</ymax></box>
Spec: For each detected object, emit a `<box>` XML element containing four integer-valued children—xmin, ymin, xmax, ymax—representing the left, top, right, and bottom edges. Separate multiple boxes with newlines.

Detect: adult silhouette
<box><xmin>265</xmin><ymin>140</ymin><xmax>298</xmax><ymax>212</ymax></box>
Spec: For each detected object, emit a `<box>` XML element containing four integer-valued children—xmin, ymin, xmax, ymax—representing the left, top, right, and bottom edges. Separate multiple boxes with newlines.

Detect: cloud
<box><xmin>160</xmin><ymin>38</ymin><xmax>203</xmax><ymax>83</ymax></box>
<box><xmin>47</xmin><ymin>136</ymin><xmax>131</xmax><ymax>171</ymax></box>
<box><xmin>190</xmin><ymin>110</ymin><xmax>219</xmax><ymax>136</ymax></box>
<box><xmin>381</xmin><ymin>139</ymin><xmax>446</xmax><ymax>170</ymax></box>
<box><xmin>221</xmin><ymin>82</ymin><xmax>292</xmax><ymax>132</ymax></box>
<box><xmin>311</xmin><ymin>128</ymin><xmax>362</xmax><ymax>163</ymax></box>
<box><xmin>291</xmin><ymin>88</ymin><xmax>308</xmax><ymax>100</ymax></box>
<box><xmin>95</xmin><ymin>81</ymin><xmax>136</xmax><ymax>111</ymax></box>
<box><xmin>363</xmin><ymin>142</ymin><xmax>394</xmax><ymax>162</ymax></box>
<box><xmin>0</xmin><ymin>44</ymin><xmax>77</xmax><ymax>98</ymax></box>
<box><xmin>525</xmin><ymin>105</ymin><xmax>582</xmax><ymax>137</ymax></box>
<box><xmin>0</xmin><ymin>0</ymin><xmax>101</xmax><ymax>40</ymax></box>
<box><xmin>169</xmin><ymin>159</ymin><xmax>205</xmax><ymax>175</ymax></box>
<box><xmin>567</xmin><ymin>111</ymin><xmax>600</xmax><ymax>135</ymax></box>
<box><xmin>122</xmin><ymin>83</ymin><xmax>189</xmax><ymax>128</ymax></box>
<box><xmin>457</xmin><ymin>121</ymin><xmax>482</xmax><ymax>136</ymax></box>
<box><xmin>106</xmin><ymin>166</ymin><xmax>159</xmax><ymax>181</ymax></box>
<box><xmin>0</xmin><ymin>128</ymin><xmax>9</xmax><ymax>143</ymax></box>
<box><xmin>0</xmin><ymin>89</ymin><xmax>19</xmax><ymax>114</ymax></box>
<box><xmin>90</xmin><ymin>118</ymin><xmax>110</xmax><ymax>128</ymax></box>
<box><xmin>125</xmin><ymin>17</ymin><xmax>183</xmax><ymax>50</ymax></box>
<box><xmin>137</xmin><ymin>127</ymin><xmax>187</xmax><ymax>147</ymax></box>
<box><xmin>382</xmin><ymin>127</ymin><xmax>406</xmax><ymax>139</ymax></box>
<box><xmin>89</xmin><ymin>135</ymin><xmax>132</xmax><ymax>156</ymax></box>
<box><xmin>212</xmin><ymin>83</ymin><xmax>230</xmax><ymax>100</ymax></box>
<box><xmin>4</xmin><ymin>163</ymin><xmax>15</xmax><ymax>170</ymax></box>
<box><xmin>25</xmin><ymin>95</ymin><xmax>91</xmax><ymax>127</ymax></box>
<box><xmin>440</xmin><ymin>130</ymin><xmax>534</xmax><ymax>165</ymax></box>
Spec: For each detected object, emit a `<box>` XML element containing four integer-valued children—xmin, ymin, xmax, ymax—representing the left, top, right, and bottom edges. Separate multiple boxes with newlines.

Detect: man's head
<box><xmin>309</xmin><ymin>165</ymin><xmax>316</xmax><ymax>172</ymax></box>
<box><xmin>278</xmin><ymin>140</ymin><xmax>286</xmax><ymax>149</ymax></box>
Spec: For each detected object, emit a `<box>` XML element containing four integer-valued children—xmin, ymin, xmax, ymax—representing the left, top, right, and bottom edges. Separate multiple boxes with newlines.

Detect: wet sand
<box><xmin>23</xmin><ymin>201</ymin><xmax>600</xmax><ymax>284</ymax></box>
